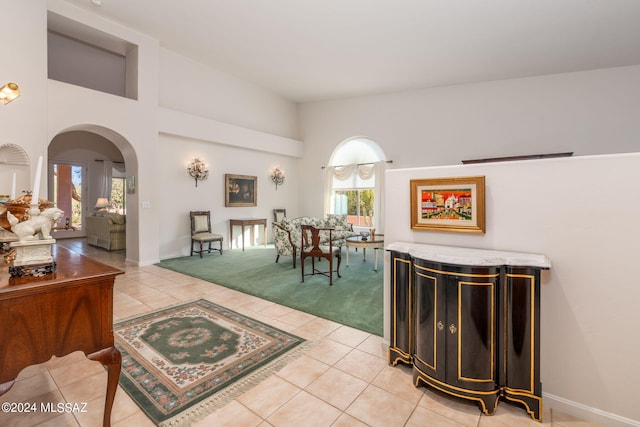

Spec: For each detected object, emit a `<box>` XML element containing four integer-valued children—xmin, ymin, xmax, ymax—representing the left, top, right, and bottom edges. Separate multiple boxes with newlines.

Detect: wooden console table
<box><xmin>229</xmin><ymin>218</ymin><xmax>267</xmax><ymax>251</ymax></box>
<box><xmin>0</xmin><ymin>245</ymin><xmax>123</xmax><ymax>427</ymax></box>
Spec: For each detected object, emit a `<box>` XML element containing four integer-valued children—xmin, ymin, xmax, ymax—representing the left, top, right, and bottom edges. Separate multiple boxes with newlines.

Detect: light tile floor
<box><xmin>0</xmin><ymin>239</ymin><xmax>600</xmax><ymax>427</ymax></box>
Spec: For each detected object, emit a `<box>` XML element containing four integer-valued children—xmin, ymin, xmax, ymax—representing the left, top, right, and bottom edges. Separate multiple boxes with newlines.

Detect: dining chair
<box><xmin>300</xmin><ymin>224</ymin><xmax>341</xmax><ymax>285</ymax></box>
<box><xmin>273</xmin><ymin>208</ymin><xmax>287</xmax><ymax>223</ymax></box>
<box><xmin>190</xmin><ymin>211</ymin><xmax>223</xmax><ymax>258</ymax></box>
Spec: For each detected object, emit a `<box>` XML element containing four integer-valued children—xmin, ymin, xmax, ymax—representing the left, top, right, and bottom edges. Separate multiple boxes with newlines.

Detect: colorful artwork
<box><xmin>411</xmin><ymin>176</ymin><xmax>485</xmax><ymax>233</ymax></box>
<box><xmin>420</xmin><ymin>188</ymin><xmax>473</xmax><ymax>221</ymax></box>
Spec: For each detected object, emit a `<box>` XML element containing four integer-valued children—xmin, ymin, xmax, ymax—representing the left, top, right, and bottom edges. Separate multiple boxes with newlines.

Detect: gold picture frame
<box><xmin>225</xmin><ymin>174</ymin><xmax>257</xmax><ymax>207</ymax></box>
<box><xmin>410</xmin><ymin>176</ymin><xmax>485</xmax><ymax>233</ymax></box>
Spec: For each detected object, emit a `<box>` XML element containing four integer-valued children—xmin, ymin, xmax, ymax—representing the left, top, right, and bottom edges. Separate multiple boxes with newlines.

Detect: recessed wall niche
<box><xmin>0</xmin><ymin>144</ymin><xmax>30</xmax><ymax>199</ymax></box>
<box><xmin>47</xmin><ymin>11</ymin><xmax>139</xmax><ymax>100</ymax></box>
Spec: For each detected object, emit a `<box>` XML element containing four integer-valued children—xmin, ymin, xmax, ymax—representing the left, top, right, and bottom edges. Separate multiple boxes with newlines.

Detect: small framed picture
<box><xmin>126</xmin><ymin>176</ymin><xmax>136</xmax><ymax>194</ymax></box>
<box><xmin>225</xmin><ymin>174</ymin><xmax>257</xmax><ymax>207</ymax></box>
<box><xmin>410</xmin><ymin>176</ymin><xmax>485</xmax><ymax>233</ymax></box>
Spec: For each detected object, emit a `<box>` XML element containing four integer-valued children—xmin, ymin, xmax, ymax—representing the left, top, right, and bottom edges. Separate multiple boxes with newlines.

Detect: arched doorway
<box><xmin>48</xmin><ymin>125</ymin><xmax>138</xmax><ymax>260</ymax></box>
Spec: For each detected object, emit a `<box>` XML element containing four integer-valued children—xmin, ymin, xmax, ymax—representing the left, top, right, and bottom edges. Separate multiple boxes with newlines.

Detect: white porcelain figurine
<box><xmin>7</xmin><ymin>208</ymin><xmax>65</xmax><ymax>242</ymax></box>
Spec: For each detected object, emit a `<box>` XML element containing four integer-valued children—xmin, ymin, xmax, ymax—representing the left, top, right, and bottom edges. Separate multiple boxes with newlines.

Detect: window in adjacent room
<box><xmin>110</xmin><ymin>177</ymin><xmax>126</xmax><ymax>215</ymax></box>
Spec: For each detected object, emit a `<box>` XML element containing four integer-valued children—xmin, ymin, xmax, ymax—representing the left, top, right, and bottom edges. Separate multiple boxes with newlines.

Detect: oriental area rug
<box><xmin>114</xmin><ymin>299</ymin><xmax>307</xmax><ymax>426</ymax></box>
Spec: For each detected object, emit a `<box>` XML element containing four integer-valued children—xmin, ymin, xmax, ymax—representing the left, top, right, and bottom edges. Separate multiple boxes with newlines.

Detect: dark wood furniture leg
<box><xmin>88</xmin><ymin>346</ymin><xmax>122</xmax><ymax>427</ymax></box>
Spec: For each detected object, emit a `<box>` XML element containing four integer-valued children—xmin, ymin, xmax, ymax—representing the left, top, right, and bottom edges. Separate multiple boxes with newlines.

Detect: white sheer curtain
<box><xmin>323</xmin><ymin>161</ymin><xmax>386</xmax><ymax>232</ymax></box>
<box><xmin>373</xmin><ymin>161</ymin><xmax>385</xmax><ymax>233</ymax></box>
<box><xmin>323</xmin><ymin>166</ymin><xmax>336</xmax><ymax>219</ymax></box>
<box><xmin>97</xmin><ymin>160</ymin><xmax>113</xmax><ymax>200</ymax></box>
<box><xmin>323</xmin><ymin>164</ymin><xmax>356</xmax><ymax>218</ymax></box>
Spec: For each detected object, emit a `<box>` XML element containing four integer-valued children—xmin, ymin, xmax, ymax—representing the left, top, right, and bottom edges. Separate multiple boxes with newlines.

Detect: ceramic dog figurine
<box><xmin>7</xmin><ymin>207</ymin><xmax>65</xmax><ymax>242</ymax></box>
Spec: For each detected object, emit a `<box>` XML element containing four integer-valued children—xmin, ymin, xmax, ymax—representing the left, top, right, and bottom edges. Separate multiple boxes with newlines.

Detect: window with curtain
<box><xmin>324</xmin><ymin>138</ymin><xmax>387</xmax><ymax>231</ymax></box>
<box><xmin>97</xmin><ymin>160</ymin><xmax>126</xmax><ymax>214</ymax></box>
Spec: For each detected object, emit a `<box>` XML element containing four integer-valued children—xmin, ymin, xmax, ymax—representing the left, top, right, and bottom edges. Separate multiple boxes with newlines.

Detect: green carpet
<box><xmin>156</xmin><ymin>245</ymin><xmax>383</xmax><ymax>336</ymax></box>
<box><xmin>115</xmin><ymin>299</ymin><xmax>306</xmax><ymax>426</ymax></box>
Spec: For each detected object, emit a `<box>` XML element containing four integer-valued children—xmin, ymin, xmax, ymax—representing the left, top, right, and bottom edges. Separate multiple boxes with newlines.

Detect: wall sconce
<box><xmin>187</xmin><ymin>157</ymin><xmax>209</xmax><ymax>187</ymax></box>
<box><xmin>270</xmin><ymin>165</ymin><xmax>285</xmax><ymax>190</ymax></box>
<box><xmin>0</xmin><ymin>82</ymin><xmax>20</xmax><ymax>105</ymax></box>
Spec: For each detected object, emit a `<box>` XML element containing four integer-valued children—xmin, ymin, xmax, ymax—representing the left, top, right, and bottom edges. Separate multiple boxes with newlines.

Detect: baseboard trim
<box><xmin>543</xmin><ymin>392</ymin><xmax>640</xmax><ymax>427</ymax></box>
<box><xmin>131</xmin><ymin>258</ymin><xmax>160</xmax><ymax>267</ymax></box>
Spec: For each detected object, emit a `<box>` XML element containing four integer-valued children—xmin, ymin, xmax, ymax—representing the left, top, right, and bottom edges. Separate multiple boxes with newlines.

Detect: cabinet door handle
<box><xmin>449</xmin><ymin>324</ymin><xmax>457</xmax><ymax>334</ymax></box>
<box><xmin>437</xmin><ymin>321</ymin><xmax>444</xmax><ymax>331</ymax></box>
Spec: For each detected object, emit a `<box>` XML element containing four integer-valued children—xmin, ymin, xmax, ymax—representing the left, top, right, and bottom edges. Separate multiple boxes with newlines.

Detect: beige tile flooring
<box><xmin>0</xmin><ymin>239</ymin><xmax>599</xmax><ymax>427</ymax></box>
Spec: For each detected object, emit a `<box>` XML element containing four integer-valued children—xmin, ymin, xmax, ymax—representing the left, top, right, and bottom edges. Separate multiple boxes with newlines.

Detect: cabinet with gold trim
<box><xmin>387</xmin><ymin>243</ymin><xmax>550</xmax><ymax>422</ymax></box>
<box><xmin>413</xmin><ymin>259</ymin><xmax>501</xmax><ymax>414</ymax></box>
<box><xmin>388</xmin><ymin>250</ymin><xmax>413</xmax><ymax>365</ymax></box>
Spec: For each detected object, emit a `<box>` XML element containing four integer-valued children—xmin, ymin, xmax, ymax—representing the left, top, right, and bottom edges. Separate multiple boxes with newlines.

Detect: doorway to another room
<box><xmin>48</xmin><ymin>128</ymin><xmax>136</xmax><ymax>261</ymax></box>
<box><xmin>51</xmin><ymin>162</ymin><xmax>84</xmax><ymax>237</ymax></box>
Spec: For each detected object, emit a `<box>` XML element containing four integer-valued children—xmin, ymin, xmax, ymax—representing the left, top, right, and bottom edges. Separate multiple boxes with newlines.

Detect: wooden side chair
<box><xmin>190</xmin><ymin>211</ymin><xmax>223</xmax><ymax>258</ymax></box>
<box><xmin>300</xmin><ymin>224</ymin><xmax>341</xmax><ymax>285</ymax></box>
<box><xmin>273</xmin><ymin>208</ymin><xmax>287</xmax><ymax>224</ymax></box>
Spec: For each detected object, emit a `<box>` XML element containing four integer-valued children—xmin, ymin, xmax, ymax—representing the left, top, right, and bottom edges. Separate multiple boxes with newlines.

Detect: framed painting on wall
<box><xmin>410</xmin><ymin>175</ymin><xmax>485</xmax><ymax>233</ymax></box>
<box><xmin>126</xmin><ymin>176</ymin><xmax>135</xmax><ymax>194</ymax></box>
<box><xmin>225</xmin><ymin>174</ymin><xmax>257</xmax><ymax>207</ymax></box>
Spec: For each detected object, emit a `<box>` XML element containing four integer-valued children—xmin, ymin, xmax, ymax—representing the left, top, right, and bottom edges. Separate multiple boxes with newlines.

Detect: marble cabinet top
<box><xmin>386</xmin><ymin>242</ymin><xmax>551</xmax><ymax>269</ymax></box>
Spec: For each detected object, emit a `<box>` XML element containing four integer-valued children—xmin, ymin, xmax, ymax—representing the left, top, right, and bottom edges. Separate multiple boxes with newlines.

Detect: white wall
<box><xmin>0</xmin><ymin>0</ymin><xmax>48</xmax><ymax>193</ymax></box>
<box><xmin>157</xmin><ymin>133</ymin><xmax>299</xmax><ymax>259</ymax></box>
<box><xmin>155</xmin><ymin>106</ymin><xmax>303</xmax><ymax>260</ymax></box>
<box><xmin>160</xmin><ymin>49</ymin><xmax>298</xmax><ymax>139</ymax></box>
<box><xmin>46</xmin><ymin>0</ymin><xmax>160</xmax><ymax>265</ymax></box>
<box><xmin>298</xmin><ymin>65</ymin><xmax>640</xmax><ymax>217</ymax></box>
<box><xmin>48</xmin><ymin>31</ymin><xmax>127</xmax><ymax>97</ymax></box>
<box><xmin>384</xmin><ymin>153</ymin><xmax>640</xmax><ymax>426</ymax></box>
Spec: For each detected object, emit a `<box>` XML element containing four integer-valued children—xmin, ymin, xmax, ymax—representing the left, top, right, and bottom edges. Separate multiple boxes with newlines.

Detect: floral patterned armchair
<box><xmin>272</xmin><ymin>214</ymin><xmax>356</xmax><ymax>268</ymax></box>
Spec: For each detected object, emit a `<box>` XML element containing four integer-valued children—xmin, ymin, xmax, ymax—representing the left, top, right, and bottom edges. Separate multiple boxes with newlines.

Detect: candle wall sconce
<box><xmin>187</xmin><ymin>157</ymin><xmax>209</xmax><ymax>187</ymax></box>
<box><xmin>0</xmin><ymin>82</ymin><xmax>20</xmax><ymax>105</ymax></box>
<box><xmin>270</xmin><ymin>165</ymin><xmax>285</xmax><ymax>190</ymax></box>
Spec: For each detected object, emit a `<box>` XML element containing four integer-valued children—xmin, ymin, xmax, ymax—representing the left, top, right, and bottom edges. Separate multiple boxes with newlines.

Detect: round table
<box><xmin>345</xmin><ymin>234</ymin><xmax>384</xmax><ymax>271</ymax></box>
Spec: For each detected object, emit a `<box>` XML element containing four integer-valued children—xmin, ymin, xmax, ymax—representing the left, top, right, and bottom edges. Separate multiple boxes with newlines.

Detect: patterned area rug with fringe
<box><xmin>115</xmin><ymin>299</ymin><xmax>307</xmax><ymax>426</ymax></box>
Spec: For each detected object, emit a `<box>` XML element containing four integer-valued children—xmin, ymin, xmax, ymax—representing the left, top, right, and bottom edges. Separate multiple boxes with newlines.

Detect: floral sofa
<box><xmin>272</xmin><ymin>214</ymin><xmax>357</xmax><ymax>268</ymax></box>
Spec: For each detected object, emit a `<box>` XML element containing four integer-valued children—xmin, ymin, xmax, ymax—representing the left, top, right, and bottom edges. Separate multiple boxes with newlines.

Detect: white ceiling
<box><xmin>64</xmin><ymin>0</ymin><xmax>640</xmax><ymax>103</ymax></box>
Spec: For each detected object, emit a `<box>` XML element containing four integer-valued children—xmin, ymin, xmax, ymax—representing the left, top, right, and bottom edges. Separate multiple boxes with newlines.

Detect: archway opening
<box><xmin>48</xmin><ymin>125</ymin><xmax>138</xmax><ymax>260</ymax></box>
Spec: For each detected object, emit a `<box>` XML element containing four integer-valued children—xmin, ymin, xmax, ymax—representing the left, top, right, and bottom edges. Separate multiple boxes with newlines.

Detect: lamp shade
<box><xmin>95</xmin><ymin>198</ymin><xmax>110</xmax><ymax>209</ymax></box>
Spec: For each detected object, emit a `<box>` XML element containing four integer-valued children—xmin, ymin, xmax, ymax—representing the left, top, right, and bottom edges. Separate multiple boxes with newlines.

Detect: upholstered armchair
<box><xmin>273</xmin><ymin>220</ymin><xmax>298</xmax><ymax>267</ymax></box>
<box><xmin>86</xmin><ymin>212</ymin><xmax>126</xmax><ymax>251</ymax></box>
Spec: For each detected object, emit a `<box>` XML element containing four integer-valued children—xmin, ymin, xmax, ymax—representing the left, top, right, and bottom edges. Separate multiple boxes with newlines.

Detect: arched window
<box><xmin>324</xmin><ymin>137</ymin><xmax>387</xmax><ymax>231</ymax></box>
